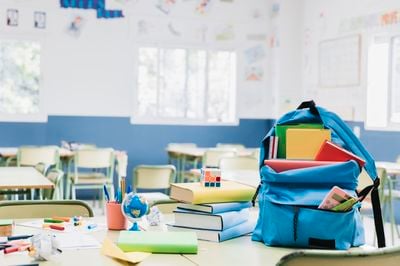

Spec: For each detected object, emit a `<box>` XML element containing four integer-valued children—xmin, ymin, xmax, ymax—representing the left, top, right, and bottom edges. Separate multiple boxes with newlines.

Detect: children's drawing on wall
<box><xmin>168</xmin><ymin>22</ymin><xmax>181</xmax><ymax>37</ymax></box>
<box><xmin>34</xmin><ymin>11</ymin><xmax>46</xmax><ymax>29</ymax></box>
<box><xmin>215</xmin><ymin>24</ymin><xmax>235</xmax><ymax>41</ymax></box>
<box><xmin>220</xmin><ymin>0</ymin><xmax>233</xmax><ymax>3</ymax></box>
<box><xmin>270</xmin><ymin>2</ymin><xmax>280</xmax><ymax>18</ymax></box>
<box><xmin>156</xmin><ymin>0</ymin><xmax>176</xmax><ymax>15</ymax></box>
<box><xmin>196</xmin><ymin>0</ymin><xmax>212</xmax><ymax>15</ymax></box>
<box><xmin>246</xmin><ymin>34</ymin><xmax>267</xmax><ymax>41</ymax></box>
<box><xmin>269</xmin><ymin>27</ymin><xmax>280</xmax><ymax>48</ymax></box>
<box><xmin>67</xmin><ymin>15</ymin><xmax>85</xmax><ymax>38</ymax></box>
<box><xmin>338</xmin><ymin>9</ymin><xmax>400</xmax><ymax>33</ymax></box>
<box><xmin>6</xmin><ymin>9</ymin><xmax>19</xmax><ymax>27</ymax></box>
<box><xmin>245</xmin><ymin>66</ymin><xmax>264</xmax><ymax>81</ymax></box>
<box><xmin>244</xmin><ymin>45</ymin><xmax>266</xmax><ymax>64</ymax></box>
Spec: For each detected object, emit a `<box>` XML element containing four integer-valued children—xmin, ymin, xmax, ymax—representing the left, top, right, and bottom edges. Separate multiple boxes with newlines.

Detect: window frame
<box><xmin>131</xmin><ymin>42</ymin><xmax>238</xmax><ymax>126</ymax></box>
<box><xmin>365</xmin><ymin>31</ymin><xmax>400</xmax><ymax>131</ymax></box>
<box><xmin>0</xmin><ymin>34</ymin><xmax>46</xmax><ymax>123</ymax></box>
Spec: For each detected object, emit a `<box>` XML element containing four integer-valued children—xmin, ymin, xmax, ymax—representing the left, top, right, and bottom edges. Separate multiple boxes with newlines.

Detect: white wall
<box><xmin>301</xmin><ymin>0</ymin><xmax>400</xmax><ymax>121</ymax></box>
<box><xmin>0</xmin><ymin>0</ymin><xmax>273</xmax><ymax>120</ymax></box>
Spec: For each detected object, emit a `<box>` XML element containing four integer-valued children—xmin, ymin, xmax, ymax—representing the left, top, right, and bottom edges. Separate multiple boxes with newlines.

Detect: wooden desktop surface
<box><xmin>1</xmin><ymin>211</ymin><xmax>301</xmax><ymax>266</ymax></box>
<box><xmin>0</xmin><ymin>167</ymin><xmax>53</xmax><ymax>190</ymax></box>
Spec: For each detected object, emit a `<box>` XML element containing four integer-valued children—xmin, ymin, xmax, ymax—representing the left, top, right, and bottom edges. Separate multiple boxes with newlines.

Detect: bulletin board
<box><xmin>318</xmin><ymin>35</ymin><xmax>361</xmax><ymax>88</ymax></box>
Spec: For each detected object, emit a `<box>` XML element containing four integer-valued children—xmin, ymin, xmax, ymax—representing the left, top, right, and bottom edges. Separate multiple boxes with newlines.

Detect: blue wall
<box><xmin>0</xmin><ymin>116</ymin><xmax>273</xmax><ymax>180</ymax></box>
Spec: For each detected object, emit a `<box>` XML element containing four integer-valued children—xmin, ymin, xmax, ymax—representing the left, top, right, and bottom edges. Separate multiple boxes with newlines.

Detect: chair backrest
<box><xmin>0</xmin><ymin>200</ymin><xmax>94</xmax><ymax>218</ymax></box>
<box><xmin>216</xmin><ymin>143</ymin><xmax>246</xmax><ymax>150</ymax></box>
<box><xmin>134</xmin><ymin>165</ymin><xmax>176</xmax><ymax>191</ymax></box>
<box><xmin>167</xmin><ymin>143</ymin><xmax>197</xmax><ymax>149</ymax></box>
<box><xmin>203</xmin><ymin>148</ymin><xmax>236</xmax><ymax>168</ymax></box>
<box><xmin>74</xmin><ymin>148</ymin><xmax>115</xmax><ymax>182</ymax></box>
<box><xmin>219</xmin><ymin>156</ymin><xmax>259</xmax><ymax>172</ymax></box>
<box><xmin>17</xmin><ymin>146</ymin><xmax>60</xmax><ymax>168</ymax></box>
<box><xmin>277</xmin><ymin>246</ymin><xmax>400</xmax><ymax>266</ymax></box>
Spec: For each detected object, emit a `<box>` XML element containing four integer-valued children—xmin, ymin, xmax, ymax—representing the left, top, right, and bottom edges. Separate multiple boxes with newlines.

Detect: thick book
<box><xmin>275</xmin><ymin>123</ymin><xmax>324</xmax><ymax>158</ymax></box>
<box><xmin>170</xmin><ymin>181</ymin><xmax>255</xmax><ymax>204</ymax></box>
<box><xmin>264</xmin><ymin>159</ymin><xmax>339</xmax><ymax>172</ymax></box>
<box><xmin>167</xmin><ymin>219</ymin><xmax>256</xmax><ymax>242</ymax></box>
<box><xmin>117</xmin><ymin>231</ymin><xmax>198</xmax><ymax>254</ymax></box>
<box><xmin>177</xmin><ymin>201</ymin><xmax>252</xmax><ymax>214</ymax></box>
<box><xmin>286</xmin><ymin>128</ymin><xmax>331</xmax><ymax>160</ymax></box>
<box><xmin>173</xmin><ymin>208</ymin><xmax>250</xmax><ymax>231</ymax></box>
<box><xmin>314</xmin><ymin>140</ymin><xmax>366</xmax><ymax>167</ymax></box>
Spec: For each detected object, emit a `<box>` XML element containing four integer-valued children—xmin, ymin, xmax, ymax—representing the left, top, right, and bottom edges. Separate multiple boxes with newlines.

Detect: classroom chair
<box><xmin>42</xmin><ymin>169</ymin><xmax>64</xmax><ymax>200</ymax></box>
<box><xmin>167</xmin><ymin>143</ymin><xmax>199</xmax><ymax>182</ymax></box>
<box><xmin>219</xmin><ymin>156</ymin><xmax>259</xmax><ymax>171</ymax></box>
<box><xmin>133</xmin><ymin>165</ymin><xmax>176</xmax><ymax>195</ymax></box>
<box><xmin>202</xmin><ymin>148</ymin><xmax>236</xmax><ymax>168</ymax></box>
<box><xmin>276</xmin><ymin>245</ymin><xmax>400</xmax><ymax>266</ymax></box>
<box><xmin>0</xmin><ymin>200</ymin><xmax>94</xmax><ymax>219</ymax></box>
<box><xmin>17</xmin><ymin>146</ymin><xmax>61</xmax><ymax>169</ymax></box>
<box><xmin>69</xmin><ymin>148</ymin><xmax>115</xmax><ymax>208</ymax></box>
<box><xmin>216</xmin><ymin>143</ymin><xmax>246</xmax><ymax>150</ymax></box>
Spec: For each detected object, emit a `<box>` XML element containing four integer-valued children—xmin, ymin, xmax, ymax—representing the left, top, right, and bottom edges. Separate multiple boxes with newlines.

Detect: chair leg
<box><xmin>71</xmin><ymin>185</ymin><xmax>76</xmax><ymax>200</ymax></box>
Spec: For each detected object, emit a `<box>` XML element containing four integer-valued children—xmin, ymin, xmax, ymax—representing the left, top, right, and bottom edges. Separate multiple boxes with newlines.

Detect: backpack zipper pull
<box><xmin>252</xmin><ymin>182</ymin><xmax>262</xmax><ymax>207</ymax></box>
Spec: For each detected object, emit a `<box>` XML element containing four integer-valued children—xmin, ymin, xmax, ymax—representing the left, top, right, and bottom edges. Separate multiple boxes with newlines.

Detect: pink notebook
<box><xmin>264</xmin><ymin>159</ymin><xmax>338</xmax><ymax>173</ymax></box>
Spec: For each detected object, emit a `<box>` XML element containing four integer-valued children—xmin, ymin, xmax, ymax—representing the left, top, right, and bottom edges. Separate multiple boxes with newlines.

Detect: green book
<box><xmin>117</xmin><ymin>231</ymin><xmax>198</xmax><ymax>254</ymax></box>
<box><xmin>275</xmin><ymin>123</ymin><xmax>324</xmax><ymax>158</ymax></box>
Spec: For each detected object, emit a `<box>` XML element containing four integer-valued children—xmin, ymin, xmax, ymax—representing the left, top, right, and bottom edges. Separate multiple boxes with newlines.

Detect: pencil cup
<box><xmin>106</xmin><ymin>202</ymin><xmax>128</xmax><ymax>230</ymax></box>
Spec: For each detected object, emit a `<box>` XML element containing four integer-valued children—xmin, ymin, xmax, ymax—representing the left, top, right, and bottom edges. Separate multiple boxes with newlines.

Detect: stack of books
<box><xmin>168</xmin><ymin>181</ymin><xmax>256</xmax><ymax>242</ymax></box>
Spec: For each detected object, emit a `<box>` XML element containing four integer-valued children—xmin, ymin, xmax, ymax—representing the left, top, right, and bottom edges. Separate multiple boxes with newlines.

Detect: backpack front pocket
<box><xmin>257</xmin><ymin>200</ymin><xmax>364</xmax><ymax>250</ymax></box>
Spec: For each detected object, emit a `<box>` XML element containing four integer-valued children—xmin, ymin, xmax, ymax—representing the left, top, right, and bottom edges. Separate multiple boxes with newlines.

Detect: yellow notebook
<box><xmin>170</xmin><ymin>181</ymin><xmax>255</xmax><ymax>204</ymax></box>
<box><xmin>286</xmin><ymin>128</ymin><xmax>331</xmax><ymax>160</ymax></box>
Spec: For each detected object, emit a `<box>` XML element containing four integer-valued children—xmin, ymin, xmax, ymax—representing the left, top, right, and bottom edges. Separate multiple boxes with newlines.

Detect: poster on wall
<box><xmin>67</xmin><ymin>15</ymin><xmax>85</xmax><ymax>38</ymax></box>
<box><xmin>243</xmin><ymin>45</ymin><xmax>265</xmax><ymax>64</ymax></box>
<box><xmin>6</xmin><ymin>9</ymin><xmax>19</xmax><ymax>26</ymax></box>
<box><xmin>196</xmin><ymin>0</ymin><xmax>212</xmax><ymax>15</ymax></box>
<box><xmin>34</xmin><ymin>11</ymin><xmax>46</xmax><ymax>29</ymax></box>
<box><xmin>245</xmin><ymin>66</ymin><xmax>264</xmax><ymax>81</ymax></box>
<box><xmin>214</xmin><ymin>24</ymin><xmax>235</xmax><ymax>41</ymax></box>
<box><xmin>156</xmin><ymin>0</ymin><xmax>177</xmax><ymax>15</ymax></box>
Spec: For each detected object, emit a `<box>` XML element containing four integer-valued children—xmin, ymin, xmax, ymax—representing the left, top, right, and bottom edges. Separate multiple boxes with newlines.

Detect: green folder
<box><xmin>117</xmin><ymin>231</ymin><xmax>198</xmax><ymax>254</ymax></box>
<box><xmin>275</xmin><ymin>123</ymin><xmax>324</xmax><ymax>158</ymax></box>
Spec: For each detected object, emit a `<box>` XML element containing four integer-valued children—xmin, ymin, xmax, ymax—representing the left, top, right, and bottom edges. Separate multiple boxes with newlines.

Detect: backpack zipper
<box><xmin>293</xmin><ymin>206</ymin><xmax>299</xmax><ymax>242</ymax></box>
<box><xmin>252</xmin><ymin>182</ymin><xmax>262</xmax><ymax>207</ymax></box>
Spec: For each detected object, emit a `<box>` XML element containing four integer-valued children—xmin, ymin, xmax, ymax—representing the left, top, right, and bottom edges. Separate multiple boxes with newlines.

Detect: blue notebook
<box><xmin>167</xmin><ymin>219</ymin><xmax>256</xmax><ymax>242</ymax></box>
<box><xmin>177</xmin><ymin>201</ymin><xmax>252</xmax><ymax>214</ymax></box>
<box><xmin>173</xmin><ymin>208</ymin><xmax>250</xmax><ymax>231</ymax></box>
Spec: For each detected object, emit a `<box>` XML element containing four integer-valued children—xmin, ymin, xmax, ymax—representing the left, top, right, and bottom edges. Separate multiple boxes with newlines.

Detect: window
<box><xmin>366</xmin><ymin>35</ymin><xmax>400</xmax><ymax>130</ymax></box>
<box><xmin>133</xmin><ymin>47</ymin><xmax>237</xmax><ymax>125</ymax></box>
<box><xmin>0</xmin><ymin>39</ymin><xmax>44</xmax><ymax>122</ymax></box>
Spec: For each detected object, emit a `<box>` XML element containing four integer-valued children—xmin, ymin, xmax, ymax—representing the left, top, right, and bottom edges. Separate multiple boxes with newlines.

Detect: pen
<box><xmin>52</xmin><ymin>216</ymin><xmax>70</xmax><ymax>222</ymax></box>
<box><xmin>7</xmin><ymin>235</ymin><xmax>33</xmax><ymax>241</ymax></box>
<box><xmin>49</xmin><ymin>225</ymin><xmax>65</xmax><ymax>231</ymax></box>
<box><xmin>4</xmin><ymin>246</ymin><xmax>19</xmax><ymax>254</ymax></box>
<box><xmin>103</xmin><ymin>185</ymin><xmax>110</xmax><ymax>202</ymax></box>
<box><xmin>87</xmin><ymin>224</ymin><xmax>97</xmax><ymax>230</ymax></box>
<box><xmin>44</xmin><ymin>218</ymin><xmax>64</xmax><ymax>223</ymax></box>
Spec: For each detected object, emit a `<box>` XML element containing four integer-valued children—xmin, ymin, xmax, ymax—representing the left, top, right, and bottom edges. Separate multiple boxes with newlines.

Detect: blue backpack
<box><xmin>252</xmin><ymin>101</ymin><xmax>385</xmax><ymax>250</ymax></box>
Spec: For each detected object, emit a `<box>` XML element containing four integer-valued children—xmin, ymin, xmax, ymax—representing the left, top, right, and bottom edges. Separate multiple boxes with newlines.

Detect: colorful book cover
<box><xmin>177</xmin><ymin>201</ymin><xmax>252</xmax><ymax>214</ymax></box>
<box><xmin>275</xmin><ymin>123</ymin><xmax>324</xmax><ymax>158</ymax></box>
<box><xmin>117</xmin><ymin>231</ymin><xmax>198</xmax><ymax>254</ymax></box>
<box><xmin>314</xmin><ymin>140</ymin><xmax>366</xmax><ymax>167</ymax></box>
<box><xmin>167</xmin><ymin>219</ymin><xmax>256</xmax><ymax>242</ymax></box>
<box><xmin>170</xmin><ymin>181</ymin><xmax>255</xmax><ymax>204</ymax></box>
<box><xmin>264</xmin><ymin>159</ymin><xmax>339</xmax><ymax>172</ymax></box>
<box><xmin>268</xmin><ymin>136</ymin><xmax>278</xmax><ymax>159</ymax></box>
<box><xmin>173</xmin><ymin>208</ymin><xmax>250</xmax><ymax>231</ymax></box>
<box><xmin>286</xmin><ymin>128</ymin><xmax>331</xmax><ymax>160</ymax></box>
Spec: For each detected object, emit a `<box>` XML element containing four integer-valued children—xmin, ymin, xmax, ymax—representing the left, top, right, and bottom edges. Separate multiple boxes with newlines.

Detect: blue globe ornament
<box><xmin>121</xmin><ymin>193</ymin><xmax>149</xmax><ymax>231</ymax></box>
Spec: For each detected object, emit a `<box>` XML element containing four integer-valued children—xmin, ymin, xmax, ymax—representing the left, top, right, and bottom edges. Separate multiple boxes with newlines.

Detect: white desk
<box><xmin>221</xmin><ymin>170</ymin><xmax>260</xmax><ymax>188</ymax></box>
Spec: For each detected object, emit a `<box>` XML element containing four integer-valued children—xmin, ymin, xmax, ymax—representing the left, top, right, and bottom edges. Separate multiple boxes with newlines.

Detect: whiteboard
<box><xmin>318</xmin><ymin>35</ymin><xmax>361</xmax><ymax>88</ymax></box>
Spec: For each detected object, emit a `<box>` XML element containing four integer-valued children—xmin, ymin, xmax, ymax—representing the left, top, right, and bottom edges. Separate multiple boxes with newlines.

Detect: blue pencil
<box><xmin>103</xmin><ymin>185</ymin><xmax>110</xmax><ymax>202</ymax></box>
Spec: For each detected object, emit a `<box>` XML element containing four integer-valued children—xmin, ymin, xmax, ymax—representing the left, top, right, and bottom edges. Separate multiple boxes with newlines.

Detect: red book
<box><xmin>264</xmin><ymin>159</ymin><xmax>338</xmax><ymax>172</ymax></box>
<box><xmin>314</xmin><ymin>140</ymin><xmax>365</xmax><ymax>167</ymax></box>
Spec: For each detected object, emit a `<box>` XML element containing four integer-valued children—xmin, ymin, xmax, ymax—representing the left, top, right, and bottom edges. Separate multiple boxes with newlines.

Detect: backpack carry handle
<box><xmin>296</xmin><ymin>100</ymin><xmax>320</xmax><ymax>116</ymax></box>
